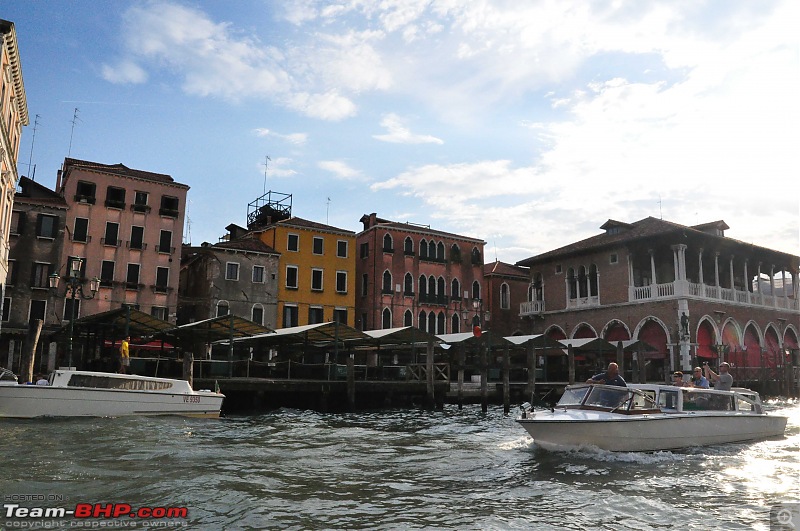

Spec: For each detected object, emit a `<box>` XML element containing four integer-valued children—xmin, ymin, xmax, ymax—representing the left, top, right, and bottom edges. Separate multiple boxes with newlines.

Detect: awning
<box><xmin>156</xmin><ymin>314</ymin><xmax>274</xmax><ymax>349</ymax></box>
<box><xmin>437</xmin><ymin>331</ymin><xmax>513</xmax><ymax>347</ymax></box>
<box><xmin>232</xmin><ymin>321</ymin><xmax>369</xmax><ymax>347</ymax></box>
<box><xmin>504</xmin><ymin>334</ymin><xmax>566</xmax><ymax>349</ymax></box>
<box><xmin>50</xmin><ymin>307</ymin><xmax>173</xmax><ymax>340</ymax></box>
<box><xmin>561</xmin><ymin>337</ymin><xmax>618</xmax><ymax>353</ymax></box>
<box><xmin>362</xmin><ymin>327</ymin><xmax>440</xmax><ymax>346</ymax></box>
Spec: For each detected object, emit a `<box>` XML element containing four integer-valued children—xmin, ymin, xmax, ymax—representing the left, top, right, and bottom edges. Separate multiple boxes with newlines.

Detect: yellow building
<box><xmin>0</xmin><ymin>20</ymin><xmax>29</xmax><ymax>290</ymax></box>
<box><xmin>255</xmin><ymin>217</ymin><xmax>356</xmax><ymax>328</ymax></box>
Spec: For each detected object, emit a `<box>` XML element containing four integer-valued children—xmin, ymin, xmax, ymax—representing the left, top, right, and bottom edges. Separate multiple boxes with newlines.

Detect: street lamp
<box><xmin>472</xmin><ymin>298</ymin><xmax>482</xmax><ymax>329</ymax></box>
<box><xmin>49</xmin><ymin>257</ymin><xmax>100</xmax><ymax>368</ymax></box>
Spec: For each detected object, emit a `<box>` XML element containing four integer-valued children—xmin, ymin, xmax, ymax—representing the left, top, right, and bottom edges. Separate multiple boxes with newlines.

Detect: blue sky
<box><xmin>5</xmin><ymin>0</ymin><xmax>799</xmax><ymax>263</ymax></box>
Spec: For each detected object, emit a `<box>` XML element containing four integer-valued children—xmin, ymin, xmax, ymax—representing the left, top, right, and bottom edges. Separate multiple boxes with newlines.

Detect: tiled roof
<box><xmin>212</xmin><ymin>237</ymin><xmax>279</xmax><ymax>254</ymax></box>
<box><xmin>359</xmin><ymin>215</ymin><xmax>485</xmax><ymax>243</ymax></box>
<box><xmin>272</xmin><ymin>217</ymin><xmax>355</xmax><ymax>235</ymax></box>
<box><xmin>517</xmin><ymin>216</ymin><xmax>798</xmax><ymax>267</ymax></box>
<box><xmin>14</xmin><ymin>177</ymin><xmax>68</xmax><ymax>208</ymax></box>
<box><xmin>484</xmin><ymin>260</ymin><xmax>529</xmax><ymax>279</ymax></box>
<box><xmin>63</xmin><ymin>158</ymin><xmax>187</xmax><ymax>187</ymax></box>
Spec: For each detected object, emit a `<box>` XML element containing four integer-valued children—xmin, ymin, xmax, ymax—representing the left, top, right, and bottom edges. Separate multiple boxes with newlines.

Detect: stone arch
<box><xmin>764</xmin><ymin>323</ymin><xmax>782</xmax><ymax>368</ymax></box>
<box><xmin>571</xmin><ymin>322</ymin><xmax>597</xmax><ymax>339</ymax></box>
<box><xmin>742</xmin><ymin>321</ymin><xmax>763</xmax><ymax>367</ymax></box>
<box><xmin>601</xmin><ymin>319</ymin><xmax>631</xmax><ymax>341</ymax></box>
<box><xmin>632</xmin><ymin>316</ymin><xmax>670</xmax><ymax>360</ymax></box>
<box><xmin>695</xmin><ymin>316</ymin><xmax>719</xmax><ymax>360</ymax></box>
<box><xmin>545</xmin><ymin>325</ymin><xmax>566</xmax><ymax>340</ymax></box>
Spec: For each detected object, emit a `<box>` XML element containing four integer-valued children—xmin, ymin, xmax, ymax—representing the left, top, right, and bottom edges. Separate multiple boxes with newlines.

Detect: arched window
<box><xmin>216</xmin><ymin>300</ymin><xmax>229</xmax><ymax>317</ymax></box>
<box><xmin>450</xmin><ymin>244</ymin><xmax>461</xmax><ymax>263</ymax></box>
<box><xmin>577</xmin><ymin>266</ymin><xmax>587</xmax><ymax>298</ymax></box>
<box><xmin>472</xmin><ymin>280</ymin><xmax>481</xmax><ymax>300</ymax></box>
<box><xmin>437</xmin><ymin>242</ymin><xmax>445</xmax><ymax>261</ymax></box>
<box><xmin>589</xmin><ymin>264</ymin><xmax>598</xmax><ymax>297</ymax></box>
<box><xmin>437</xmin><ymin>312</ymin><xmax>445</xmax><ymax>334</ymax></box>
<box><xmin>418</xmin><ymin>311</ymin><xmax>426</xmax><ymax>331</ymax></box>
<box><xmin>427</xmin><ymin>312</ymin><xmax>436</xmax><ymax>334</ymax></box>
<box><xmin>437</xmin><ymin>277</ymin><xmax>445</xmax><ymax>303</ymax></box>
<box><xmin>428</xmin><ymin>276</ymin><xmax>436</xmax><ymax>299</ymax></box>
<box><xmin>404</xmin><ymin>237</ymin><xmax>414</xmax><ymax>255</ymax></box>
<box><xmin>419</xmin><ymin>239</ymin><xmax>428</xmax><ymax>259</ymax></box>
<box><xmin>382</xmin><ymin>270</ymin><xmax>392</xmax><ymax>293</ymax></box>
<box><xmin>452</xmin><ymin>278</ymin><xmax>461</xmax><ymax>300</ymax></box>
<box><xmin>382</xmin><ymin>308</ymin><xmax>392</xmax><ymax>329</ymax></box>
<box><xmin>404</xmin><ymin>310</ymin><xmax>413</xmax><ymax>327</ymax></box>
<box><xmin>404</xmin><ymin>273</ymin><xmax>413</xmax><ymax>295</ymax></box>
<box><xmin>428</xmin><ymin>240</ymin><xmax>436</xmax><ymax>259</ymax></box>
<box><xmin>531</xmin><ymin>273</ymin><xmax>543</xmax><ymax>301</ymax></box>
<box><xmin>419</xmin><ymin>275</ymin><xmax>427</xmax><ymax>298</ymax></box>
<box><xmin>500</xmin><ymin>283</ymin><xmax>510</xmax><ymax>309</ymax></box>
<box><xmin>382</xmin><ymin>233</ymin><xmax>393</xmax><ymax>252</ymax></box>
<box><xmin>567</xmin><ymin>268</ymin><xmax>577</xmax><ymax>299</ymax></box>
<box><xmin>251</xmin><ymin>304</ymin><xmax>264</xmax><ymax>325</ymax></box>
<box><xmin>471</xmin><ymin>247</ymin><xmax>482</xmax><ymax>265</ymax></box>
<box><xmin>451</xmin><ymin>314</ymin><xmax>460</xmax><ymax>333</ymax></box>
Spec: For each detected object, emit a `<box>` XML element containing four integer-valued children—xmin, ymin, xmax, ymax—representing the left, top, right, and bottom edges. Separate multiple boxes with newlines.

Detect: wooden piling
<box><xmin>502</xmin><ymin>346</ymin><xmax>510</xmax><ymax>415</ymax></box>
<box><xmin>480</xmin><ymin>342</ymin><xmax>488</xmax><ymax>413</ymax></box>
<box><xmin>346</xmin><ymin>357</ymin><xmax>355</xmax><ymax>411</ymax></box>
<box><xmin>568</xmin><ymin>344</ymin><xmax>575</xmax><ymax>385</ymax></box>
<box><xmin>183</xmin><ymin>350</ymin><xmax>194</xmax><ymax>388</ymax></box>
<box><xmin>526</xmin><ymin>344</ymin><xmax>535</xmax><ymax>400</ymax></box>
<box><xmin>21</xmin><ymin>319</ymin><xmax>43</xmax><ymax>383</ymax></box>
<box><xmin>616</xmin><ymin>341</ymin><xmax>624</xmax><ymax>375</ymax></box>
<box><xmin>638</xmin><ymin>347</ymin><xmax>647</xmax><ymax>383</ymax></box>
<box><xmin>426</xmin><ymin>340</ymin><xmax>435</xmax><ymax>410</ymax></box>
<box><xmin>457</xmin><ymin>344</ymin><xmax>465</xmax><ymax>410</ymax></box>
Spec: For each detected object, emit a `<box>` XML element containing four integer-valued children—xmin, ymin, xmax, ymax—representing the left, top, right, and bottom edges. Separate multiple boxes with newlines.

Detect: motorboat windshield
<box><xmin>583</xmin><ymin>385</ymin><xmax>630</xmax><ymax>409</ymax></box>
<box><xmin>557</xmin><ymin>386</ymin><xmax>590</xmax><ymax>406</ymax></box>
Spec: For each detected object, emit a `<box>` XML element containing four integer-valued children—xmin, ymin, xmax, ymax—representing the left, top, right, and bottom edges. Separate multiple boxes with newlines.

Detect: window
<box><xmin>610</xmin><ymin>253</ymin><xmax>619</xmax><ymax>264</ymax></box>
<box><xmin>333</xmin><ymin>308</ymin><xmax>347</xmax><ymax>324</ymax></box>
<box><xmin>360</xmin><ymin>242</ymin><xmax>369</xmax><ymax>259</ymax></box>
<box><xmin>287</xmin><ymin>234</ymin><xmax>299</xmax><ymax>252</ymax></box>
<box><xmin>133</xmin><ymin>191</ymin><xmax>149</xmax><ymax>212</ymax></box>
<box><xmin>73</xmin><ymin>218</ymin><xmax>89</xmax><ymax>242</ymax></box>
<box><xmin>29</xmin><ymin>300</ymin><xmax>46</xmax><ymax>322</ymax></box>
<box><xmin>361</xmin><ymin>274</ymin><xmax>368</xmax><ymax>297</ymax></box>
<box><xmin>64</xmin><ymin>298</ymin><xmax>81</xmax><ymax>321</ymax></box>
<box><xmin>383</xmin><ymin>234</ymin><xmax>393</xmax><ymax>252</ymax></box>
<box><xmin>31</xmin><ymin>263</ymin><xmax>51</xmax><ymax>288</ymax></box>
<box><xmin>10</xmin><ymin>211</ymin><xmax>24</xmax><ymax>234</ymax></box>
<box><xmin>451</xmin><ymin>279</ymin><xmax>461</xmax><ymax>300</ymax></box>
<box><xmin>103</xmin><ymin>222</ymin><xmax>120</xmax><ymax>246</ymax></box>
<box><xmin>450</xmin><ymin>244</ymin><xmax>461</xmax><ymax>262</ymax></box>
<box><xmin>151</xmin><ymin>306</ymin><xmax>168</xmax><ymax>321</ymax></box>
<box><xmin>500</xmin><ymin>283</ymin><xmax>510</xmax><ymax>310</ymax></box>
<box><xmin>419</xmin><ymin>239</ymin><xmax>428</xmax><ymax>259</ymax></box>
<box><xmin>251</xmin><ymin>305</ymin><xmax>264</xmax><ymax>325</ymax></box>
<box><xmin>382</xmin><ymin>271</ymin><xmax>393</xmax><ymax>294</ymax></box>
<box><xmin>160</xmin><ymin>196</ymin><xmax>179</xmax><ymax>217</ymax></box>
<box><xmin>337</xmin><ymin>240</ymin><xmax>348</xmax><ymax>258</ymax></box>
<box><xmin>6</xmin><ymin>260</ymin><xmax>16</xmax><ymax>285</ymax></box>
<box><xmin>336</xmin><ymin>271</ymin><xmax>347</xmax><ymax>293</ymax></box>
<box><xmin>471</xmin><ymin>247</ymin><xmax>482</xmax><ymax>265</ymax></box>
<box><xmin>225</xmin><ymin>262</ymin><xmax>240</xmax><ymax>281</ymax></box>
<box><xmin>105</xmin><ymin>186</ymin><xmax>126</xmax><ymax>208</ymax></box>
<box><xmin>360</xmin><ymin>312</ymin><xmax>368</xmax><ymax>330</ymax></box>
<box><xmin>126</xmin><ymin>264</ymin><xmax>141</xmax><ymax>289</ymax></box>
<box><xmin>286</xmin><ymin>266</ymin><xmax>298</xmax><ymax>289</ymax></box>
<box><xmin>283</xmin><ymin>305</ymin><xmax>298</xmax><ymax>327</ymax></box>
<box><xmin>404</xmin><ymin>237</ymin><xmax>414</xmax><ymax>255</ymax></box>
<box><xmin>100</xmin><ymin>260</ymin><xmax>115</xmax><ymax>287</ymax></box>
<box><xmin>555</xmin><ymin>264</ymin><xmax>563</xmax><ymax>274</ymax></box>
<box><xmin>404</xmin><ymin>310</ymin><xmax>413</xmax><ymax>327</ymax></box>
<box><xmin>404</xmin><ymin>273</ymin><xmax>413</xmax><ymax>295</ymax></box>
<box><xmin>75</xmin><ymin>181</ymin><xmax>96</xmax><ymax>203</ymax></box>
<box><xmin>36</xmin><ymin>214</ymin><xmax>58</xmax><ymax>238</ymax></box>
<box><xmin>382</xmin><ymin>308</ymin><xmax>392</xmax><ymax>329</ymax></box>
<box><xmin>419</xmin><ymin>275</ymin><xmax>427</xmax><ymax>298</ymax></box>
<box><xmin>155</xmin><ymin>267</ymin><xmax>169</xmax><ymax>291</ymax></box>
<box><xmin>308</xmin><ymin>306</ymin><xmax>324</xmax><ymax>324</ymax></box>
<box><xmin>437</xmin><ymin>242</ymin><xmax>445</xmax><ymax>261</ymax></box>
<box><xmin>428</xmin><ymin>241</ymin><xmax>436</xmax><ymax>259</ymax></box>
<box><xmin>158</xmin><ymin>230</ymin><xmax>173</xmax><ymax>253</ymax></box>
<box><xmin>129</xmin><ymin>226</ymin><xmax>144</xmax><ymax>250</ymax></box>
<box><xmin>252</xmin><ymin>265</ymin><xmax>265</xmax><ymax>283</ymax></box>
<box><xmin>311</xmin><ymin>269</ymin><xmax>323</xmax><ymax>291</ymax></box>
<box><xmin>437</xmin><ymin>312</ymin><xmax>445</xmax><ymax>334</ymax></box>
<box><xmin>418</xmin><ymin>311</ymin><xmax>426</xmax><ymax>331</ymax></box>
<box><xmin>472</xmin><ymin>280</ymin><xmax>481</xmax><ymax>300</ymax></box>
<box><xmin>216</xmin><ymin>300</ymin><xmax>229</xmax><ymax>317</ymax></box>
<box><xmin>1</xmin><ymin>297</ymin><xmax>10</xmax><ymax>322</ymax></box>
<box><xmin>313</xmin><ymin>237</ymin><xmax>324</xmax><ymax>255</ymax></box>
<box><xmin>451</xmin><ymin>314</ymin><xmax>460</xmax><ymax>333</ymax></box>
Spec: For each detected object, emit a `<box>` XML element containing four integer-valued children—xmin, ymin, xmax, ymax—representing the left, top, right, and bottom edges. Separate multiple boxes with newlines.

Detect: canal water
<box><xmin>1</xmin><ymin>400</ymin><xmax>798</xmax><ymax>530</ymax></box>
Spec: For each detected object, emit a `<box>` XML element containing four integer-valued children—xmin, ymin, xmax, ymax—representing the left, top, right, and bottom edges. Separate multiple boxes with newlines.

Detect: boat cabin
<box><xmin>49</xmin><ymin>370</ymin><xmax>193</xmax><ymax>394</ymax></box>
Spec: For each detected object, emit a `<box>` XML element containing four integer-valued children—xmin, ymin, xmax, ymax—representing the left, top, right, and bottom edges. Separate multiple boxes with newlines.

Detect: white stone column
<box><xmin>698</xmin><ymin>248</ymin><xmax>704</xmax><ymax>285</ymax></box>
<box><xmin>649</xmin><ymin>250</ymin><xmax>657</xmax><ymax>286</ymax></box>
<box><xmin>714</xmin><ymin>252</ymin><xmax>721</xmax><ymax>291</ymax></box>
<box><xmin>729</xmin><ymin>256</ymin><xmax>735</xmax><ymax>290</ymax></box>
<box><xmin>743</xmin><ymin>259</ymin><xmax>749</xmax><ymax>303</ymax></box>
<box><xmin>782</xmin><ymin>269</ymin><xmax>788</xmax><ymax>306</ymax></box>
<box><xmin>672</xmin><ymin>247</ymin><xmax>680</xmax><ymax>281</ymax></box>
<box><xmin>770</xmin><ymin>265</ymin><xmax>776</xmax><ymax>307</ymax></box>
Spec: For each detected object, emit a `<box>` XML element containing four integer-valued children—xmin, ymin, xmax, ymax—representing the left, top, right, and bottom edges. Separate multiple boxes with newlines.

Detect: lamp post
<box><xmin>472</xmin><ymin>298</ymin><xmax>482</xmax><ymax>330</ymax></box>
<box><xmin>49</xmin><ymin>258</ymin><xmax>100</xmax><ymax>368</ymax></box>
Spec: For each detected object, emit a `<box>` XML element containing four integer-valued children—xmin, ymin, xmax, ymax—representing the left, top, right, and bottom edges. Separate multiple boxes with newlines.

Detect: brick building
<box><xmin>517</xmin><ymin>217</ymin><xmax>799</xmax><ymax>382</ymax></box>
<box><xmin>483</xmin><ymin>260</ymin><xmax>529</xmax><ymax>336</ymax></box>
<box><xmin>356</xmin><ymin>213</ymin><xmax>486</xmax><ymax>333</ymax></box>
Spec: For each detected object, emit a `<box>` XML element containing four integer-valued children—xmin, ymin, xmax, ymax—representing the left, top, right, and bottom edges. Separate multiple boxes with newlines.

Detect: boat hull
<box><xmin>517</xmin><ymin>410</ymin><xmax>788</xmax><ymax>452</ymax></box>
<box><xmin>0</xmin><ymin>384</ymin><xmax>223</xmax><ymax>418</ymax></box>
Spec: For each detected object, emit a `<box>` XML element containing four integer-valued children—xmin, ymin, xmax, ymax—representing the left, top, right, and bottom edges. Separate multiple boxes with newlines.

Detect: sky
<box><xmin>4</xmin><ymin>0</ymin><xmax>799</xmax><ymax>264</ymax></box>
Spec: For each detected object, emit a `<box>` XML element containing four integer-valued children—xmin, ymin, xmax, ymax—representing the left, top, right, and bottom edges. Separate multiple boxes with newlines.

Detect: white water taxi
<box><xmin>0</xmin><ymin>368</ymin><xmax>224</xmax><ymax>418</ymax></box>
<box><xmin>517</xmin><ymin>383</ymin><xmax>787</xmax><ymax>452</ymax></box>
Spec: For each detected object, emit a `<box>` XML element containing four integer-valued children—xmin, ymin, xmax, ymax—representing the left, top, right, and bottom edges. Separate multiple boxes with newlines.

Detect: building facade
<box><xmin>254</xmin><ymin>217</ymin><xmax>356</xmax><ymax>328</ymax></box>
<box><xmin>2</xmin><ymin>177</ymin><xmax>67</xmax><ymax>372</ymax></box>
<box><xmin>356</xmin><ymin>213</ymin><xmax>486</xmax><ymax>333</ymax></box>
<box><xmin>179</xmin><ymin>236</ymin><xmax>280</xmax><ymax>329</ymax></box>
<box><xmin>517</xmin><ymin>217</ymin><xmax>800</xmax><ymax>381</ymax></box>
<box><xmin>0</xmin><ymin>19</ymin><xmax>29</xmax><ymax>309</ymax></box>
<box><xmin>56</xmin><ymin>158</ymin><xmax>189</xmax><ymax>322</ymax></box>
<box><xmin>483</xmin><ymin>260</ymin><xmax>529</xmax><ymax>337</ymax></box>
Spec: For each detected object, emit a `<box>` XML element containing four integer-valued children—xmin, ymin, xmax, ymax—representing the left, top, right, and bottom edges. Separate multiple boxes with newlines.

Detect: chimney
<box><xmin>361</xmin><ymin>213</ymin><xmax>378</xmax><ymax>231</ymax></box>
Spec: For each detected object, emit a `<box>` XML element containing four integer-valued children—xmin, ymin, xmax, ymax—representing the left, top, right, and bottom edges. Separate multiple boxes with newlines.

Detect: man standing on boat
<box><xmin>704</xmin><ymin>362</ymin><xmax>732</xmax><ymax>391</ymax></box>
<box><xmin>586</xmin><ymin>362</ymin><xmax>626</xmax><ymax>387</ymax></box>
<box><xmin>119</xmin><ymin>336</ymin><xmax>130</xmax><ymax>374</ymax></box>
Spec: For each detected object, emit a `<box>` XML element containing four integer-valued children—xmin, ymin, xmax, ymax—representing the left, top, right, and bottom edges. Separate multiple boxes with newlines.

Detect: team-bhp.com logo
<box><xmin>5</xmin><ymin>503</ymin><xmax>188</xmax><ymax>528</ymax></box>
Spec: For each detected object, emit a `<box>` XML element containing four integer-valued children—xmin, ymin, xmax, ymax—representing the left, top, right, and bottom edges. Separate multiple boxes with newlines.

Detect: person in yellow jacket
<box><xmin>119</xmin><ymin>336</ymin><xmax>130</xmax><ymax>374</ymax></box>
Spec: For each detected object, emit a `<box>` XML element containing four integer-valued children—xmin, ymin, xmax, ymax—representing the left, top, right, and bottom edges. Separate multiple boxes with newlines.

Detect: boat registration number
<box><xmin>183</xmin><ymin>396</ymin><xmax>201</xmax><ymax>403</ymax></box>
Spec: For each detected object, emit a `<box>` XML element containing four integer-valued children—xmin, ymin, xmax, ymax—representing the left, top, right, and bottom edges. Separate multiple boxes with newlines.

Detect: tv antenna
<box><xmin>658</xmin><ymin>195</ymin><xmax>663</xmax><ymax>219</ymax></box>
<box><xmin>26</xmin><ymin>114</ymin><xmax>41</xmax><ymax>180</ymax></box>
<box><xmin>326</xmin><ymin>197</ymin><xmax>331</xmax><ymax>224</ymax></box>
<box><xmin>262</xmin><ymin>155</ymin><xmax>271</xmax><ymax>194</ymax></box>
<box><xmin>68</xmin><ymin>108</ymin><xmax>81</xmax><ymax>157</ymax></box>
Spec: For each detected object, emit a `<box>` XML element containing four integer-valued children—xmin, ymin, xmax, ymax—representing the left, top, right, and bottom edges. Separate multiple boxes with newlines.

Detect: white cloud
<box><xmin>373</xmin><ymin>114</ymin><xmax>443</xmax><ymax>144</ymax></box>
<box><xmin>318</xmin><ymin>160</ymin><xmax>366</xmax><ymax>181</ymax></box>
<box><xmin>284</xmin><ymin>90</ymin><xmax>357</xmax><ymax>121</ymax></box>
<box><xmin>101</xmin><ymin>60</ymin><xmax>147</xmax><ymax>84</ymax></box>
<box><xmin>263</xmin><ymin>157</ymin><xmax>297</xmax><ymax>179</ymax></box>
<box><xmin>254</xmin><ymin>128</ymin><xmax>308</xmax><ymax>146</ymax></box>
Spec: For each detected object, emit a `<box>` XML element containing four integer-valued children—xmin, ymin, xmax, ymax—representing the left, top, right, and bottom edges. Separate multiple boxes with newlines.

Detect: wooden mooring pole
<box><xmin>426</xmin><ymin>340</ymin><xmax>435</xmax><ymax>410</ymax></box>
<box><xmin>21</xmin><ymin>319</ymin><xmax>43</xmax><ymax>383</ymax></box>
<box><xmin>480</xmin><ymin>342</ymin><xmax>488</xmax><ymax>413</ymax></box>
<box><xmin>526</xmin><ymin>344</ymin><xmax>536</xmax><ymax>401</ymax></box>
<box><xmin>568</xmin><ymin>344</ymin><xmax>575</xmax><ymax>385</ymax></box>
<box><xmin>182</xmin><ymin>350</ymin><xmax>194</xmax><ymax>387</ymax></box>
<box><xmin>346</xmin><ymin>357</ymin><xmax>355</xmax><ymax>411</ymax></box>
<box><xmin>502</xmin><ymin>345</ymin><xmax>510</xmax><ymax>415</ymax></box>
<box><xmin>457</xmin><ymin>344</ymin><xmax>465</xmax><ymax>410</ymax></box>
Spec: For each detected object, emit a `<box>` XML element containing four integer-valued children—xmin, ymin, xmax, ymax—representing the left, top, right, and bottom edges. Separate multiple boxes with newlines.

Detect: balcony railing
<box><xmin>566</xmin><ymin>296</ymin><xmax>600</xmax><ymax>309</ymax></box>
<box><xmin>519</xmin><ymin>300</ymin><xmax>545</xmax><ymax>316</ymax></box>
<box><xmin>631</xmin><ymin>280</ymin><xmax>799</xmax><ymax>311</ymax></box>
<box><xmin>418</xmin><ymin>294</ymin><xmax>449</xmax><ymax>305</ymax></box>
<box><xmin>131</xmin><ymin>204</ymin><xmax>151</xmax><ymax>213</ymax></box>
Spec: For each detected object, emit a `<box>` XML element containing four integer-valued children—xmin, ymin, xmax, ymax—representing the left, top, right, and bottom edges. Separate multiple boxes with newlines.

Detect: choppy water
<box><xmin>1</xmin><ymin>400</ymin><xmax>798</xmax><ymax>530</ymax></box>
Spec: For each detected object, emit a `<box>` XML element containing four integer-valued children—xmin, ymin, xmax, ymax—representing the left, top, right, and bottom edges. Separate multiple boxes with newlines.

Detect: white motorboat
<box><xmin>0</xmin><ymin>368</ymin><xmax>224</xmax><ymax>418</ymax></box>
<box><xmin>517</xmin><ymin>383</ymin><xmax>787</xmax><ymax>452</ymax></box>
